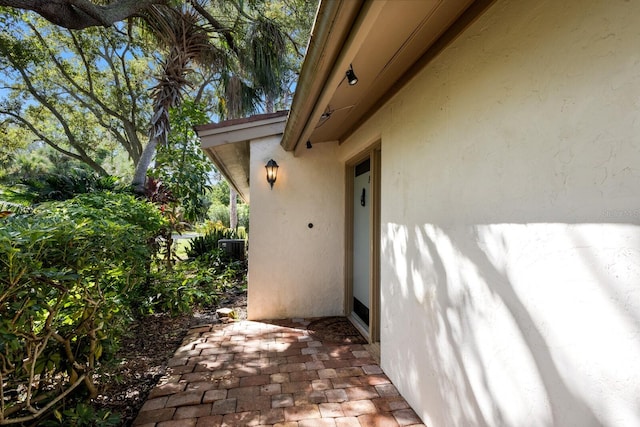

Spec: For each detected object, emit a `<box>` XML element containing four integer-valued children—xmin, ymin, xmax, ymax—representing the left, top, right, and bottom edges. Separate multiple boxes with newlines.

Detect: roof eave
<box><xmin>280</xmin><ymin>0</ymin><xmax>364</xmax><ymax>152</ymax></box>
<box><xmin>197</xmin><ymin>111</ymin><xmax>288</xmax><ymax>204</ymax></box>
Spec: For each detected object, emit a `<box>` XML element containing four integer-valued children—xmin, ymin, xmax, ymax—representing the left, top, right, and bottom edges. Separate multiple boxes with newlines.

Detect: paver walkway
<box><xmin>133</xmin><ymin>318</ymin><xmax>425</xmax><ymax>427</ymax></box>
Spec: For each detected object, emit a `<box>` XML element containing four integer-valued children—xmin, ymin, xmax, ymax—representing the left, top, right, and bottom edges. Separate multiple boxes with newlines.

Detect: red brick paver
<box><xmin>134</xmin><ymin>319</ymin><xmax>425</xmax><ymax>426</ymax></box>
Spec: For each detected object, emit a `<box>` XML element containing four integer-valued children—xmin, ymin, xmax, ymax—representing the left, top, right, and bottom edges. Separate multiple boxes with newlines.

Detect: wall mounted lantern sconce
<box><xmin>346</xmin><ymin>64</ymin><xmax>358</xmax><ymax>86</ymax></box>
<box><xmin>265</xmin><ymin>159</ymin><xmax>279</xmax><ymax>189</ymax></box>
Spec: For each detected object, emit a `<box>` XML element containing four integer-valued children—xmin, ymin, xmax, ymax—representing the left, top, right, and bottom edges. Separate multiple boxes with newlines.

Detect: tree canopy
<box><xmin>0</xmin><ymin>3</ymin><xmax>317</xmax><ymax>422</ymax></box>
<box><xmin>0</xmin><ymin>14</ymin><xmax>153</xmax><ymax>177</ymax></box>
<box><xmin>0</xmin><ymin>0</ymin><xmax>317</xmax><ymax>188</ymax></box>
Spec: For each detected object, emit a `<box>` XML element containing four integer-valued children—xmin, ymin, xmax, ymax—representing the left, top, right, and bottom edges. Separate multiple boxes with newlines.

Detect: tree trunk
<box><xmin>229</xmin><ymin>187</ymin><xmax>238</xmax><ymax>230</ymax></box>
<box><xmin>265</xmin><ymin>94</ymin><xmax>275</xmax><ymax>114</ymax></box>
<box><xmin>131</xmin><ymin>137</ymin><xmax>157</xmax><ymax>193</ymax></box>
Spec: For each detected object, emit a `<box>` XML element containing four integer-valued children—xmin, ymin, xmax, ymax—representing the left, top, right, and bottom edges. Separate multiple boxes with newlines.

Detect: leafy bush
<box><xmin>0</xmin><ymin>198</ymin><xmax>32</xmax><ymax>216</ymax></box>
<box><xmin>238</xmin><ymin>203</ymin><xmax>250</xmax><ymax>232</ymax></box>
<box><xmin>186</xmin><ymin>222</ymin><xmax>238</xmax><ymax>259</ymax></box>
<box><xmin>41</xmin><ymin>403</ymin><xmax>121</xmax><ymax>427</ymax></box>
<box><xmin>141</xmin><ymin>249</ymin><xmax>246</xmax><ymax>315</ymax></box>
<box><xmin>150</xmin><ymin>101</ymin><xmax>213</xmax><ymax>223</ymax></box>
<box><xmin>8</xmin><ymin>169</ymin><xmax>121</xmax><ymax>203</ymax></box>
<box><xmin>143</xmin><ymin>221</ymin><xmax>248</xmax><ymax>316</ymax></box>
<box><xmin>0</xmin><ymin>192</ymin><xmax>165</xmax><ymax>424</ymax></box>
<box><xmin>207</xmin><ymin>201</ymin><xmax>230</xmax><ymax>227</ymax></box>
<box><xmin>207</xmin><ymin>201</ymin><xmax>250</xmax><ymax>231</ymax></box>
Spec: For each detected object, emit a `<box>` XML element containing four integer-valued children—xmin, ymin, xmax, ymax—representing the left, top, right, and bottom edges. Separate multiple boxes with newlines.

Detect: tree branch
<box><xmin>188</xmin><ymin>0</ymin><xmax>238</xmax><ymax>54</ymax></box>
<box><xmin>26</xmin><ymin>22</ymin><xmax>144</xmax><ymax>164</ymax></box>
<box><xmin>0</xmin><ymin>0</ymin><xmax>169</xmax><ymax>30</ymax></box>
<box><xmin>68</xmin><ymin>30</ymin><xmax>94</xmax><ymax>93</ymax></box>
<box><xmin>0</xmin><ymin>375</ymin><xmax>86</xmax><ymax>425</ymax></box>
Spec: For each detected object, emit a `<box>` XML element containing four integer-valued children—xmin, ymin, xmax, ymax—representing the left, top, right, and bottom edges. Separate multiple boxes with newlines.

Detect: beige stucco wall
<box><xmin>247</xmin><ymin>137</ymin><xmax>345</xmax><ymax>319</ymax></box>
<box><xmin>340</xmin><ymin>0</ymin><xmax>640</xmax><ymax>425</ymax></box>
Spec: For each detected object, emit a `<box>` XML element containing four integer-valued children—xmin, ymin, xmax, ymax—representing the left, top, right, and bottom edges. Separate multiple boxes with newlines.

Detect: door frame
<box><xmin>345</xmin><ymin>143</ymin><xmax>381</xmax><ymax>345</ymax></box>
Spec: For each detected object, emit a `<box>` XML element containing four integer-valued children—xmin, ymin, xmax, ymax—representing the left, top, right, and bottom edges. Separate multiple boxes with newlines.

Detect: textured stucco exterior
<box><xmin>332</xmin><ymin>0</ymin><xmax>640</xmax><ymax>426</ymax></box>
<box><xmin>247</xmin><ymin>137</ymin><xmax>345</xmax><ymax>320</ymax></box>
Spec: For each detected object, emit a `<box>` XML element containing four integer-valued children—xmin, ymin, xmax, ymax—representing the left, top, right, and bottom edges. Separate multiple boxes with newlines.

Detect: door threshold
<box><xmin>348</xmin><ymin>312</ymin><xmax>369</xmax><ymax>340</ymax></box>
<box><xmin>347</xmin><ymin>313</ymin><xmax>381</xmax><ymax>364</ymax></box>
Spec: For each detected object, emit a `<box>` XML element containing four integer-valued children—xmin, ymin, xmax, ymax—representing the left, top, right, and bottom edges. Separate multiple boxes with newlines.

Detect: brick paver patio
<box><xmin>133</xmin><ymin>318</ymin><xmax>425</xmax><ymax>427</ymax></box>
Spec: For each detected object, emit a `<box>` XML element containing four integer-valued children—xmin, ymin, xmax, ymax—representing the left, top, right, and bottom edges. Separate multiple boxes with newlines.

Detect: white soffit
<box><xmin>282</xmin><ymin>0</ymin><xmax>479</xmax><ymax>151</ymax></box>
<box><xmin>196</xmin><ymin>111</ymin><xmax>288</xmax><ymax>203</ymax></box>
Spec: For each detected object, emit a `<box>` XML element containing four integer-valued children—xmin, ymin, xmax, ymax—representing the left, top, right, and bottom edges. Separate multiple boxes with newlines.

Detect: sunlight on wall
<box><xmin>382</xmin><ymin>222</ymin><xmax>640</xmax><ymax>427</ymax></box>
<box><xmin>479</xmin><ymin>223</ymin><xmax>640</xmax><ymax>425</ymax></box>
<box><xmin>355</xmin><ymin>0</ymin><xmax>640</xmax><ymax>424</ymax></box>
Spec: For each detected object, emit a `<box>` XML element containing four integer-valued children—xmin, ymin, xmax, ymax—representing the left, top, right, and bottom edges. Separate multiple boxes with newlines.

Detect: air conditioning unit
<box><xmin>218</xmin><ymin>239</ymin><xmax>245</xmax><ymax>261</ymax></box>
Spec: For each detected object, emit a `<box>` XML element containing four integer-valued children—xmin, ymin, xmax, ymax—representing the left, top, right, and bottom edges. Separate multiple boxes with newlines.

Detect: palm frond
<box><xmin>0</xmin><ymin>200</ymin><xmax>33</xmax><ymax>216</ymax></box>
<box><xmin>140</xmin><ymin>4</ymin><xmax>223</xmax><ymax>144</ymax></box>
<box><xmin>248</xmin><ymin>17</ymin><xmax>287</xmax><ymax>98</ymax></box>
<box><xmin>222</xmin><ymin>74</ymin><xmax>258</xmax><ymax>119</ymax></box>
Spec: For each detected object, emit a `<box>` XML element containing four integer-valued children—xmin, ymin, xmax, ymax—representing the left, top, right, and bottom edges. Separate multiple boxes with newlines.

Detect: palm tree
<box><xmin>131</xmin><ymin>1</ymin><xmax>291</xmax><ymax>193</ymax></box>
<box><xmin>131</xmin><ymin>3</ymin><xmax>222</xmax><ymax>191</ymax></box>
<box><xmin>217</xmin><ymin>14</ymin><xmax>288</xmax><ymax>228</ymax></box>
<box><xmin>221</xmin><ymin>73</ymin><xmax>257</xmax><ymax>229</ymax></box>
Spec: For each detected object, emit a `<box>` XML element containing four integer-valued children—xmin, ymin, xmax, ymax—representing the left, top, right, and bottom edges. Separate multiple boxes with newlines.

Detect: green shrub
<box><xmin>0</xmin><ymin>192</ymin><xmax>165</xmax><ymax>424</ymax></box>
<box><xmin>238</xmin><ymin>203</ymin><xmax>250</xmax><ymax>232</ymax></box>
<box><xmin>186</xmin><ymin>223</ymin><xmax>238</xmax><ymax>259</ymax></box>
<box><xmin>141</xmin><ymin>249</ymin><xmax>246</xmax><ymax>315</ymax></box>
<box><xmin>236</xmin><ymin>226</ymin><xmax>248</xmax><ymax>240</ymax></box>
<box><xmin>207</xmin><ymin>202</ymin><xmax>230</xmax><ymax>227</ymax></box>
<box><xmin>41</xmin><ymin>403</ymin><xmax>120</xmax><ymax>427</ymax></box>
<box><xmin>206</xmin><ymin>202</ymin><xmax>249</xmax><ymax>232</ymax></box>
<box><xmin>9</xmin><ymin>169</ymin><xmax>122</xmax><ymax>203</ymax></box>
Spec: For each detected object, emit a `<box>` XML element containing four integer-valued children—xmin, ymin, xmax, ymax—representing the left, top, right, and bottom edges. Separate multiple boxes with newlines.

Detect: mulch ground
<box><xmin>92</xmin><ymin>289</ymin><xmax>247</xmax><ymax>426</ymax></box>
<box><xmin>306</xmin><ymin>316</ymin><xmax>368</xmax><ymax>344</ymax></box>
